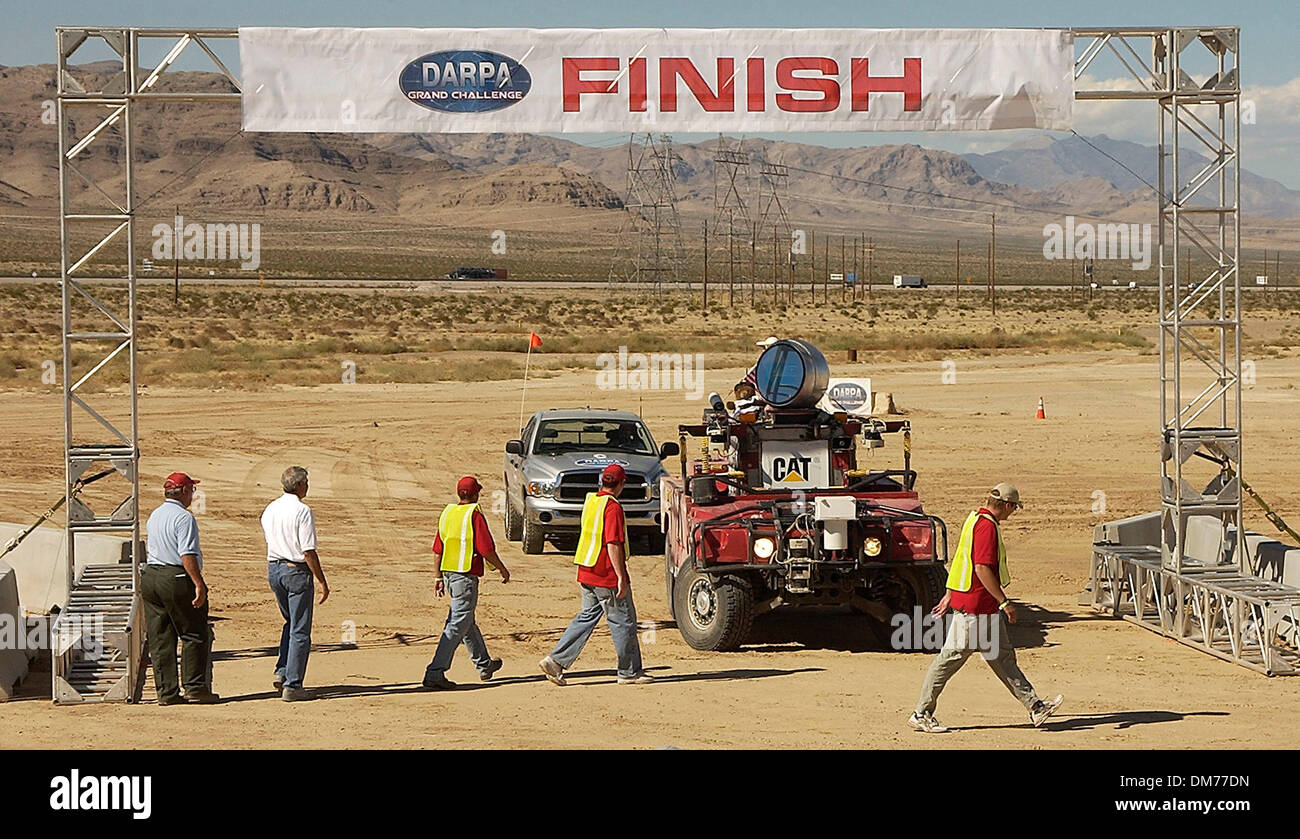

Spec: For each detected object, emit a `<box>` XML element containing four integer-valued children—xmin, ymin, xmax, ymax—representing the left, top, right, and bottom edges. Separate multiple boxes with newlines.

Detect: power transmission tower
<box><xmin>711</xmin><ymin>135</ymin><xmax>752</xmax><ymax>307</ymax></box>
<box><xmin>755</xmin><ymin>154</ymin><xmax>794</xmax><ymax>301</ymax></box>
<box><xmin>609</xmin><ymin>133</ymin><xmax>689</xmax><ymax>297</ymax></box>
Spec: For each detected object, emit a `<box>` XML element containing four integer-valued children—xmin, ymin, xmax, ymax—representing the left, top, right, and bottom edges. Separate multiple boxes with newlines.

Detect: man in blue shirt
<box><xmin>142</xmin><ymin>472</ymin><xmax>218</xmax><ymax>705</ymax></box>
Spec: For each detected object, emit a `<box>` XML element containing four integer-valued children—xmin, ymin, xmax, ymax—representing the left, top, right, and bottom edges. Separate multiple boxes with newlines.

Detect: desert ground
<box><xmin>2</xmin><ymin>283</ymin><xmax>1300</xmax><ymax>749</ymax></box>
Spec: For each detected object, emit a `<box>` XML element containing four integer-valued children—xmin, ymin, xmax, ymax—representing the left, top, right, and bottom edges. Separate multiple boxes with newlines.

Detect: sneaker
<box><xmin>1030</xmin><ymin>694</ymin><xmax>1064</xmax><ymax>727</ymax></box>
<box><xmin>272</xmin><ymin>673</ymin><xmax>285</xmax><ymax>690</ymax></box>
<box><xmin>281</xmin><ymin>686</ymin><xmax>312</xmax><ymax>702</ymax></box>
<box><xmin>479</xmin><ymin>658</ymin><xmax>504</xmax><ymax>681</ymax></box>
<box><xmin>538</xmin><ymin>656</ymin><xmax>567</xmax><ymax>686</ymax></box>
<box><xmin>420</xmin><ymin>674</ymin><xmax>457</xmax><ymax>691</ymax></box>
<box><xmin>617</xmin><ymin>672</ymin><xmax>656</xmax><ymax>685</ymax></box>
<box><xmin>157</xmin><ymin>694</ymin><xmax>188</xmax><ymax>707</ymax></box>
<box><xmin>907</xmin><ymin>711</ymin><xmax>948</xmax><ymax>733</ymax></box>
<box><xmin>184</xmin><ymin>688</ymin><xmax>222</xmax><ymax>704</ymax></box>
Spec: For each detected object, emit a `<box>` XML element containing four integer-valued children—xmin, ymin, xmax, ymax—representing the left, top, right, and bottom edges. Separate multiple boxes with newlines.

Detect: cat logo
<box><xmin>762</xmin><ymin>442</ymin><xmax>829</xmax><ymax>488</ymax></box>
<box><xmin>772</xmin><ymin>456</ymin><xmax>812</xmax><ymax>482</ymax></box>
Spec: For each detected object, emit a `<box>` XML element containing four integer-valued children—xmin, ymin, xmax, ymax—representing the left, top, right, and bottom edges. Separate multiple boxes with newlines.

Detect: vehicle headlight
<box><xmin>526</xmin><ymin>480</ymin><xmax>557</xmax><ymax>498</ymax></box>
<box><xmin>650</xmin><ymin>479</ymin><xmax>661</xmax><ymax>499</ymax></box>
<box><xmin>752</xmin><ymin>536</ymin><xmax>776</xmax><ymax>560</ymax></box>
<box><xmin>863</xmin><ymin>536</ymin><xmax>883</xmax><ymax>557</ymax></box>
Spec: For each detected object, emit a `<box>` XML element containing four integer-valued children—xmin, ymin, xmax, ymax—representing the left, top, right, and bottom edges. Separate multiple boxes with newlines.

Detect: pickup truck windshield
<box><xmin>533</xmin><ymin>419</ymin><xmax>655</xmax><ymax>456</ymax></box>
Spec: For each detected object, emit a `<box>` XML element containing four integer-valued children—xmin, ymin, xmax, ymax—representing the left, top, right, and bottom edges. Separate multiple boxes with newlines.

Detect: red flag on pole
<box><xmin>520</xmin><ymin>333</ymin><xmax>542</xmax><ymax>429</ymax></box>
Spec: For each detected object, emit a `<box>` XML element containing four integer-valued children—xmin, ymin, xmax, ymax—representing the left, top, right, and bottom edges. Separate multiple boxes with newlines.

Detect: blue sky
<box><xmin>6</xmin><ymin>0</ymin><xmax>1297</xmax><ymax>186</ymax></box>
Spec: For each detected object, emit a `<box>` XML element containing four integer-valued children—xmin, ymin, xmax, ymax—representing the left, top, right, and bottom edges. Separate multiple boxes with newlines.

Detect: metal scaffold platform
<box><xmin>55</xmin><ymin>27</ymin><xmax>241</xmax><ymax>703</ymax></box>
<box><xmin>1076</xmin><ymin>28</ymin><xmax>1300</xmax><ymax>675</ymax></box>
<box><xmin>54</xmin><ymin>563</ymin><xmax>142</xmax><ymax>702</ymax></box>
<box><xmin>1092</xmin><ymin>542</ymin><xmax>1300</xmax><ymax>676</ymax></box>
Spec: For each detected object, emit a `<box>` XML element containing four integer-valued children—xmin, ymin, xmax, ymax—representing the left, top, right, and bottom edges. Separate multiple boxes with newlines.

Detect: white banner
<box><xmin>240</xmin><ymin>28</ymin><xmax>1074</xmax><ymax>133</ymax></box>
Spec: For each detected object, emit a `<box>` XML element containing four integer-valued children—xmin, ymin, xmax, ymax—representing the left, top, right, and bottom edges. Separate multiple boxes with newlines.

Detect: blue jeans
<box><xmin>425</xmin><ymin>572</ymin><xmax>493</xmax><ymax>679</ymax></box>
<box><xmin>549</xmin><ymin>584</ymin><xmax>643</xmax><ymax>678</ymax></box>
<box><xmin>269</xmin><ymin>562</ymin><xmax>314</xmax><ymax>689</ymax></box>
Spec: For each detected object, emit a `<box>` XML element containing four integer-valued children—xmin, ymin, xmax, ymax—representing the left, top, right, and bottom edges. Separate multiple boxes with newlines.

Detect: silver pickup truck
<box><xmin>503</xmin><ymin>409</ymin><xmax>680</xmax><ymax>555</ymax></box>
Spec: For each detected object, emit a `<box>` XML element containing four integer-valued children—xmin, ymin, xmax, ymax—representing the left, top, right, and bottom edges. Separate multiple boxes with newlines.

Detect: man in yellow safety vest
<box><xmin>907</xmin><ymin>482</ymin><xmax>1063</xmax><ymax>732</ymax></box>
<box><xmin>539</xmin><ymin>463</ymin><xmax>653</xmax><ymax>686</ymax></box>
<box><xmin>421</xmin><ymin>475</ymin><xmax>511</xmax><ymax>690</ymax></box>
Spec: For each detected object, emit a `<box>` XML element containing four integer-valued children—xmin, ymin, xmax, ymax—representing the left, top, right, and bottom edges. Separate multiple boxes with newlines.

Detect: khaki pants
<box><xmin>914</xmin><ymin>611</ymin><xmax>1038</xmax><ymax>716</ymax></box>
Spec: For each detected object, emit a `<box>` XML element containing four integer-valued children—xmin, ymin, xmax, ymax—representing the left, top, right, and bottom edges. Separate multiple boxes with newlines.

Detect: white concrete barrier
<box><xmin>0</xmin><ymin>561</ymin><xmax>28</xmax><ymax>700</ymax></box>
<box><xmin>0</xmin><ymin>523</ymin><xmax>132</xmax><ymax>616</ymax></box>
<box><xmin>1093</xmin><ymin>511</ymin><xmax>1300</xmax><ymax>584</ymax></box>
<box><xmin>1092</xmin><ymin>511</ymin><xmax>1162</xmax><ymax>548</ymax></box>
<box><xmin>1245</xmin><ymin>532</ymin><xmax>1300</xmax><ymax>588</ymax></box>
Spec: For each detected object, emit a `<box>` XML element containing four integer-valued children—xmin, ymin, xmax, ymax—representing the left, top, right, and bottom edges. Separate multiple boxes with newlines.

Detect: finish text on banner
<box><xmin>239</xmin><ymin>27</ymin><xmax>1074</xmax><ymax>133</ymax></box>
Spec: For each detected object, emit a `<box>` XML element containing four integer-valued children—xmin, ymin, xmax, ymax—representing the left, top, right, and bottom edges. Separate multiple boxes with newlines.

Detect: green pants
<box><xmin>141</xmin><ymin>564</ymin><xmax>210</xmax><ymax>700</ymax></box>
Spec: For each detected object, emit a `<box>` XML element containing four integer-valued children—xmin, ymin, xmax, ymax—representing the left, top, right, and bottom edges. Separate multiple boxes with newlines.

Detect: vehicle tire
<box><xmin>645</xmin><ymin>529</ymin><xmax>666</xmax><ymax>555</ymax></box>
<box><xmin>906</xmin><ymin>565</ymin><xmax>947</xmax><ymax>613</ymax></box>
<box><xmin>867</xmin><ymin>565</ymin><xmax>947</xmax><ymax>652</ymax></box>
<box><xmin>504</xmin><ymin>495</ymin><xmax>523</xmax><ymax>541</ymax></box>
<box><xmin>673</xmin><ymin>564</ymin><xmax>754</xmax><ymax>651</ymax></box>
<box><xmin>665</xmin><ymin>542</ymin><xmax>678</xmax><ymax>622</ymax></box>
<box><xmin>551</xmin><ymin>532</ymin><xmax>579</xmax><ymax>554</ymax></box>
<box><xmin>522</xmin><ymin>519</ymin><xmax>546</xmax><ymax>555</ymax></box>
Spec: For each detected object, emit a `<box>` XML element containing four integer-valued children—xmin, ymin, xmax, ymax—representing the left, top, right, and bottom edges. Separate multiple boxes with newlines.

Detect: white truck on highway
<box><xmin>893</xmin><ymin>274</ymin><xmax>927</xmax><ymax>289</ymax></box>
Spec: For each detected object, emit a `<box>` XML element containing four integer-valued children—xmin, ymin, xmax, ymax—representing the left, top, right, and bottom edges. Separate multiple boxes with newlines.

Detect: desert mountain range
<box><xmin>3</xmin><ymin>61</ymin><xmax>1298</xmax><ymax>235</ymax></box>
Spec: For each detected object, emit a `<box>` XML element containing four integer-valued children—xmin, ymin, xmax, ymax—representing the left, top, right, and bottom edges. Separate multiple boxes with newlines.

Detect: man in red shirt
<box><xmin>539</xmin><ymin>463</ymin><xmax>653</xmax><ymax>686</ymax></box>
<box><xmin>421</xmin><ymin>476</ymin><xmax>511</xmax><ymax>690</ymax></box>
<box><xmin>908</xmin><ymin>482</ymin><xmax>1063</xmax><ymax>732</ymax></box>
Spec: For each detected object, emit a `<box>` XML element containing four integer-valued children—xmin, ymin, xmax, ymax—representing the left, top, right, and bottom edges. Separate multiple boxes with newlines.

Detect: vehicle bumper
<box><xmin>524</xmin><ymin>497</ymin><xmax>663</xmax><ymax>530</ymax></box>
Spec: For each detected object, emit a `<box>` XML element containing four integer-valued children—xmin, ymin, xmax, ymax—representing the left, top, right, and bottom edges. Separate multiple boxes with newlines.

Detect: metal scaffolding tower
<box><xmin>1078</xmin><ymin>28</ymin><xmax>1300</xmax><ymax>674</ymax></box>
<box><xmin>55</xmin><ymin>27</ymin><xmax>241</xmax><ymax>702</ymax></box>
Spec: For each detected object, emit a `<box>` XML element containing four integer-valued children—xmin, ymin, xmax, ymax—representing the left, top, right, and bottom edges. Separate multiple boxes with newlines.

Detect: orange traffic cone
<box><xmin>1036</xmin><ymin>397</ymin><xmax>1046</xmax><ymax>420</ymax></box>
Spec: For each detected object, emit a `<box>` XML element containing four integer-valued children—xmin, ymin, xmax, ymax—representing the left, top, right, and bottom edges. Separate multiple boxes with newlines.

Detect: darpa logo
<box><xmin>399</xmin><ymin>50</ymin><xmax>532</xmax><ymax>113</ymax></box>
<box><xmin>50</xmin><ymin>770</ymin><xmax>151</xmax><ymax>820</ymax></box>
<box><xmin>574</xmin><ymin>455</ymin><xmax>630</xmax><ymax>467</ymax></box>
<box><xmin>827</xmin><ymin>382</ymin><xmax>868</xmax><ymax>412</ymax></box>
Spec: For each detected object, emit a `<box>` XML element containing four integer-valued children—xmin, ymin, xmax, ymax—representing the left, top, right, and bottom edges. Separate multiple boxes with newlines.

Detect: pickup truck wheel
<box><xmin>522</xmin><ymin>519</ymin><xmax>545</xmax><ymax>555</ymax></box>
<box><xmin>646</xmin><ymin>529</ymin><xmax>666</xmax><ymax>555</ymax></box>
<box><xmin>504</xmin><ymin>496</ymin><xmax>523</xmax><ymax>541</ymax></box>
<box><xmin>673</xmin><ymin>565</ymin><xmax>753</xmax><ymax>651</ymax></box>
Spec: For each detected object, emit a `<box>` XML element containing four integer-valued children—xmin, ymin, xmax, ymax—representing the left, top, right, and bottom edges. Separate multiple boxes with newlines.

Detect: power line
<box><xmin>1067</xmin><ymin>129</ymin><xmax>1162</xmax><ymax>197</ymax></box>
<box><xmin>752</xmin><ymin>153</ymin><xmax>1150</xmax><ymax>225</ymax></box>
<box><xmin>135</xmin><ymin>128</ymin><xmax>246</xmax><ymax>211</ymax></box>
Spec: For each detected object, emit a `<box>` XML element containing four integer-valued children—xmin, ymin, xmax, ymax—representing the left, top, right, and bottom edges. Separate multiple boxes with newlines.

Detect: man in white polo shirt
<box><xmin>260</xmin><ymin>465</ymin><xmax>330</xmax><ymax>702</ymax></box>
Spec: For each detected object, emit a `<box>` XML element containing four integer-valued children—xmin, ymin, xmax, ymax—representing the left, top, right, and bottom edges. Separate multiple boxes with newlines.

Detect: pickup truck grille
<box><xmin>557</xmin><ymin>471</ymin><xmax>650</xmax><ymax>502</ymax></box>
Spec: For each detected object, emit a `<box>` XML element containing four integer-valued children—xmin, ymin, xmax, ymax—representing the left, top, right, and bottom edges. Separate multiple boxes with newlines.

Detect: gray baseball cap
<box><xmin>989</xmin><ymin>482</ymin><xmax>1023</xmax><ymax>508</ymax></box>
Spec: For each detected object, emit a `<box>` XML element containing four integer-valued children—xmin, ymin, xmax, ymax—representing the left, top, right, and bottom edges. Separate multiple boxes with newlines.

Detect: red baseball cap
<box><xmin>163</xmin><ymin>472</ymin><xmax>199</xmax><ymax>490</ymax></box>
<box><xmin>457</xmin><ymin>475</ymin><xmax>483</xmax><ymax>496</ymax></box>
<box><xmin>600</xmin><ymin>463</ymin><xmax>626</xmax><ymax>485</ymax></box>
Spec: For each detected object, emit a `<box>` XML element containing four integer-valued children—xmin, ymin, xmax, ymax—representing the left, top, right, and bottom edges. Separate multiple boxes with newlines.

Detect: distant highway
<box><xmin>0</xmin><ymin>276</ymin><xmax>1289</xmax><ymax>293</ymax></box>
